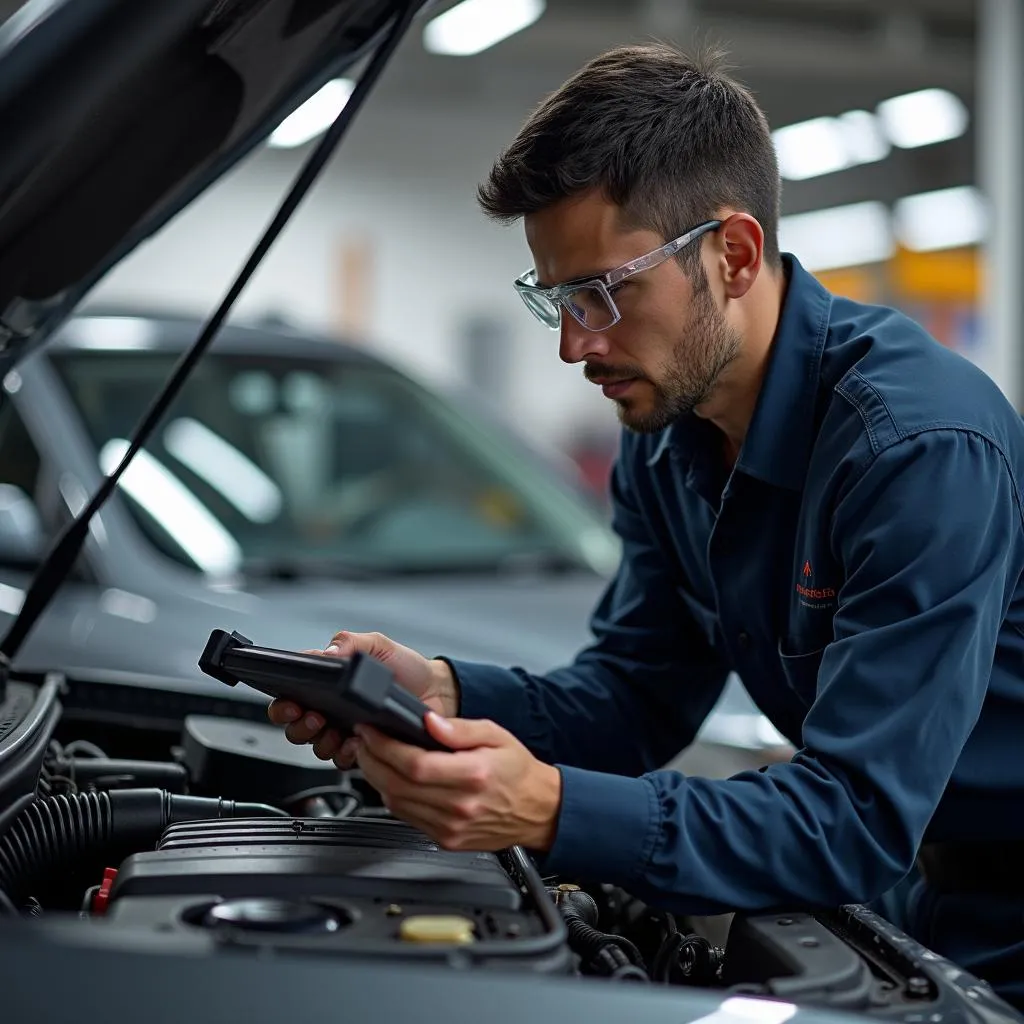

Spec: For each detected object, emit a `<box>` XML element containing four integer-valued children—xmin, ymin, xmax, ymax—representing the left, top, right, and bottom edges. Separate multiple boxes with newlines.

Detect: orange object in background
<box><xmin>813</xmin><ymin>247</ymin><xmax>982</xmax><ymax>357</ymax></box>
<box><xmin>890</xmin><ymin>246</ymin><xmax>982</xmax><ymax>355</ymax></box>
<box><xmin>891</xmin><ymin>245</ymin><xmax>981</xmax><ymax>304</ymax></box>
<box><xmin>814</xmin><ymin>266</ymin><xmax>882</xmax><ymax>303</ymax></box>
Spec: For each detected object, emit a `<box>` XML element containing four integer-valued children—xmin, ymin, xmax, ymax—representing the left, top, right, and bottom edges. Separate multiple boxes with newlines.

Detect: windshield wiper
<box><xmin>240</xmin><ymin>551</ymin><xmax>590</xmax><ymax>583</ymax></box>
<box><xmin>240</xmin><ymin>558</ymin><xmax>391</xmax><ymax>582</ymax></box>
<box><xmin>0</xmin><ymin>2</ymin><xmax>422</xmax><ymax>697</ymax></box>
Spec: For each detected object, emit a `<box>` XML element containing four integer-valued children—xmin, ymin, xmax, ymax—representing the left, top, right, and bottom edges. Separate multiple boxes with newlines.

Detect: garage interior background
<box><xmin>16</xmin><ymin>0</ymin><xmax>1018</xmax><ymax>499</ymax></box>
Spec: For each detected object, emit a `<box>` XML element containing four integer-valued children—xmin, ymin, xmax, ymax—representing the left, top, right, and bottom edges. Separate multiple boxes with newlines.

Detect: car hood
<box><xmin>231</xmin><ymin>573</ymin><xmax>606</xmax><ymax>670</ymax></box>
<box><xmin>16</xmin><ymin>571</ymin><xmax>607</xmax><ymax>708</ymax></box>
<box><xmin>0</xmin><ymin>0</ymin><xmax>429</xmax><ymax>373</ymax></box>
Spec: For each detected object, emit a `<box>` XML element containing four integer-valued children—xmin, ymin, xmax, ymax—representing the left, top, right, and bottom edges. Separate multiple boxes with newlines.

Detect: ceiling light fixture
<box><xmin>773</xmin><ymin>87</ymin><xmax>967</xmax><ymax>181</ymax></box>
<box><xmin>779</xmin><ymin>201</ymin><xmax>894</xmax><ymax>272</ymax></box>
<box><xmin>876</xmin><ymin>87</ymin><xmax>969</xmax><ymax>149</ymax></box>
<box><xmin>268</xmin><ymin>78</ymin><xmax>355</xmax><ymax>149</ymax></box>
<box><xmin>835</xmin><ymin>109</ymin><xmax>890</xmax><ymax>165</ymax></box>
<box><xmin>773</xmin><ymin>110</ymin><xmax>889</xmax><ymax>181</ymax></box>
<box><xmin>893</xmin><ymin>186</ymin><xmax>988</xmax><ymax>251</ymax></box>
<box><xmin>773</xmin><ymin>117</ymin><xmax>851</xmax><ymax>181</ymax></box>
<box><xmin>423</xmin><ymin>0</ymin><xmax>545</xmax><ymax>57</ymax></box>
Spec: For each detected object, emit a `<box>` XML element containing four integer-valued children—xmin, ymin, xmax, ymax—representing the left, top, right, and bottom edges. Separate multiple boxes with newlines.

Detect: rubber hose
<box><xmin>562</xmin><ymin>911</ymin><xmax>649</xmax><ymax>980</ymax></box>
<box><xmin>0</xmin><ymin>788</ymin><xmax>285</xmax><ymax>909</ymax></box>
<box><xmin>560</xmin><ymin>898</ymin><xmax>646</xmax><ymax>968</ymax></box>
<box><xmin>560</xmin><ymin>888</ymin><xmax>601</xmax><ymax>925</ymax></box>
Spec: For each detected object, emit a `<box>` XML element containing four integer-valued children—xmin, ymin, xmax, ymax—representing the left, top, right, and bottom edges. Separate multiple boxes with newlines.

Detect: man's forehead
<box><xmin>524</xmin><ymin>196</ymin><xmax>660</xmax><ymax>288</ymax></box>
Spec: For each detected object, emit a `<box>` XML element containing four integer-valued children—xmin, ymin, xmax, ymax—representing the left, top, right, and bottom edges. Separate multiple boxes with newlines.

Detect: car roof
<box><xmin>45</xmin><ymin>309</ymin><xmax>386</xmax><ymax>367</ymax></box>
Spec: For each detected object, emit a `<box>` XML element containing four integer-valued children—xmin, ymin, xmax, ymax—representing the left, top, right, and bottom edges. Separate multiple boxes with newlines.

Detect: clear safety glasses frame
<box><xmin>513</xmin><ymin>219</ymin><xmax>722</xmax><ymax>332</ymax></box>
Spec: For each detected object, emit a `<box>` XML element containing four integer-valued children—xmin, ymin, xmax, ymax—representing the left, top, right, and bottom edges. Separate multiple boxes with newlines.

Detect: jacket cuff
<box><xmin>543</xmin><ymin>766</ymin><xmax>658</xmax><ymax>885</ymax></box>
<box><xmin>437</xmin><ymin>658</ymin><xmax>539</xmax><ymax>744</ymax></box>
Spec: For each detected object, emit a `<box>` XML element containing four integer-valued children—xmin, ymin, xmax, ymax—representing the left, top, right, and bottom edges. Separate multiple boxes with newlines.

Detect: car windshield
<box><xmin>49</xmin><ymin>342</ymin><xmax>618</xmax><ymax>579</ymax></box>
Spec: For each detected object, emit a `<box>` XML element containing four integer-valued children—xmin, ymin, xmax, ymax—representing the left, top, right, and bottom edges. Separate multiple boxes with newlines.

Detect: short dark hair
<box><xmin>478</xmin><ymin>43</ymin><xmax>781</xmax><ymax>272</ymax></box>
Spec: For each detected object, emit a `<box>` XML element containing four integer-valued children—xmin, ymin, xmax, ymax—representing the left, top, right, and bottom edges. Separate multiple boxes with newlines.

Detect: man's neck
<box><xmin>702</xmin><ymin>264</ymin><xmax>788</xmax><ymax>456</ymax></box>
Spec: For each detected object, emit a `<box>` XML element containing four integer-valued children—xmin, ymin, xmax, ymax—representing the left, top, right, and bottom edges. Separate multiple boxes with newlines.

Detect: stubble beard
<box><xmin>618</xmin><ymin>282</ymin><xmax>742</xmax><ymax>435</ymax></box>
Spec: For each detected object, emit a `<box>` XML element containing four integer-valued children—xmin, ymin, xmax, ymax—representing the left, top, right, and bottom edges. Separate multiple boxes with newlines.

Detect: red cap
<box><xmin>93</xmin><ymin>867</ymin><xmax>119</xmax><ymax>915</ymax></box>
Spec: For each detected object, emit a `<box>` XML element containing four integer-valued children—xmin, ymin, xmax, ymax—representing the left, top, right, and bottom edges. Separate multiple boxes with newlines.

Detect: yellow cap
<box><xmin>399</xmin><ymin>915</ymin><xmax>475</xmax><ymax>945</ymax></box>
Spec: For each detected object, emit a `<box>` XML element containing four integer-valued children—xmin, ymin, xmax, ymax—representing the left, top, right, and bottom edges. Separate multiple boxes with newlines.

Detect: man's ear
<box><xmin>713</xmin><ymin>213</ymin><xmax>764</xmax><ymax>300</ymax></box>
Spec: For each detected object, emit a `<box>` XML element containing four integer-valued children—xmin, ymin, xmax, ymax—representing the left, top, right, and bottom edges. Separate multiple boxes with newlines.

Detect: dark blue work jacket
<box><xmin>451</xmin><ymin>254</ymin><xmax>1024</xmax><ymax>993</ymax></box>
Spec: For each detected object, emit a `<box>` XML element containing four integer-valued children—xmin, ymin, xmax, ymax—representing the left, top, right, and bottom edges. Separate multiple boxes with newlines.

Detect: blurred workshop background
<box><xmin>73</xmin><ymin>0</ymin><xmax>1004</xmax><ymax>506</ymax></box>
<box><xmin>0</xmin><ymin>0</ymin><xmax>1010</xmax><ymax>775</ymax></box>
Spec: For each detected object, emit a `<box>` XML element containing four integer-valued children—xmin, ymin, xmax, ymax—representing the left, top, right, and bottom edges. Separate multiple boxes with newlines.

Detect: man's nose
<box><xmin>558</xmin><ymin>313</ymin><xmax>610</xmax><ymax>365</ymax></box>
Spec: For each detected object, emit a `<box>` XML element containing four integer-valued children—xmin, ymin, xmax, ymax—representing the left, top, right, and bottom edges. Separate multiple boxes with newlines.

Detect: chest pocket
<box><xmin>676</xmin><ymin>586</ymin><xmax>719</xmax><ymax>649</ymax></box>
<box><xmin>777</xmin><ymin>639</ymin><xmax>825</xmax><ymax>709</ymax></box>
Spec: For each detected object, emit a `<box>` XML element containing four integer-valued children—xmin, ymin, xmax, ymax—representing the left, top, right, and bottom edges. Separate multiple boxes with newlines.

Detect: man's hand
<box><xmin>355</xmin><ymin>711</ymin><xmax>562</xmax><ymax>853</ymax></box>
<box><xmin>266</xmin><ymin>631</ymin><xmax>459</xmax><ymax>768</ymax></box>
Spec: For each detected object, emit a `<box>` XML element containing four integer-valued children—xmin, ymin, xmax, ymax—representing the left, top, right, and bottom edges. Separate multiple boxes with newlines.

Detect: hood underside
<box><xmin>0</xmin><ymin>0</ymin><xmax>428</xmax><ymax>372</ymax></box>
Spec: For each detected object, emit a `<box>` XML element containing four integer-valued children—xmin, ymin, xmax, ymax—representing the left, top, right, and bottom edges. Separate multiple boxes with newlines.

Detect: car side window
<box><xmin>0</xmin><ymin>398</ymin><xmax>47</xmax><ymax>569</ymax></box>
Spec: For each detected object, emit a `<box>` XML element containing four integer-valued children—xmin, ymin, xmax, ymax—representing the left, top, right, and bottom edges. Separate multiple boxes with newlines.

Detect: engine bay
<box><xmin>0</xmin><ymin>667</ymin><xmax>1013</xmax><ymax>1022</ymax></box>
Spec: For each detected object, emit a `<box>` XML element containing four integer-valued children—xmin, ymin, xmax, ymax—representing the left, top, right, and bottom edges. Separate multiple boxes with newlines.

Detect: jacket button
<box><xmin>737</xmin><ymin>632</ymin><xmax>751</xmax><ymax>651</ymax></box>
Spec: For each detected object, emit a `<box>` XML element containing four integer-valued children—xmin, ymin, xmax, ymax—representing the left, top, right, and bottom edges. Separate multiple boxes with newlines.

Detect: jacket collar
<box><xmin>647</xmin><ymin>254</ymin><xmax>832</xmax><ymax>493</ymax></box>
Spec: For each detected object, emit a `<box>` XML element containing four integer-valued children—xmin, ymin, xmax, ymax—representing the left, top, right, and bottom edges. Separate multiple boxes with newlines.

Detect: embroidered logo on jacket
<box><xmin>796</xmin><ymin>560</ymin><xmax>837</xmax><ymax>608</ymax></box>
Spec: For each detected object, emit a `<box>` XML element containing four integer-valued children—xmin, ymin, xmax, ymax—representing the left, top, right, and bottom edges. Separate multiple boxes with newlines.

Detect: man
<box><xmin>269</xmin><ymin>45</ymin><xmax>1024</xmax><ymax>1005</ymax></box>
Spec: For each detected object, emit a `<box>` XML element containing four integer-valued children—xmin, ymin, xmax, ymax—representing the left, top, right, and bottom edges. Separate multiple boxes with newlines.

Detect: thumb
<box><xmin>426</xmin><ymin>712</ymin><xmax>504</xmax><ymax>750</ymax></box>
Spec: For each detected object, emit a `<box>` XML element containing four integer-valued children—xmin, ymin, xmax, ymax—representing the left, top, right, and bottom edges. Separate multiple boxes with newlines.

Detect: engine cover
<box><xmin>103</xmin><ymin>816</ymin><xmax>571</xmax><ymax>973</ymax></box>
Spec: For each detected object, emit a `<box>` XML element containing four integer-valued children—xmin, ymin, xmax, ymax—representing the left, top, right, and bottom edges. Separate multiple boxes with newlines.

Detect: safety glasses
<box><xmin>514</xmin><ymin>220</ymin><xmax>721</xmax><ymax>332</ymax></box>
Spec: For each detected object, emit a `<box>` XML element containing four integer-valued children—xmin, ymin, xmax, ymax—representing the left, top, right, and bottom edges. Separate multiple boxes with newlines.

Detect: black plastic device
<box><xmin>198</xmin><ymin>630</ymin><xmax>447</xmax><ymax>752</ymax></box>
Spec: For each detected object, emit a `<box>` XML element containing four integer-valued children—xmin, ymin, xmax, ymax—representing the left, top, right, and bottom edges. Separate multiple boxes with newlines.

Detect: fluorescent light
<box><xmin>894</xmin><ymin>185</ymin><xmax>988</xmax><ymax>251</ymax></box>
<box><xmin>773</xmin><ymin>111</ymin><xmax>888</xmax><ymax>181</ymax></box>
<box><xmin>773</xmin><ymin>117</ymin><xmax>851</xmax><ymax>181</ymax></box>
<box><xmin>836</xmin><ymin>109</ymin><xmax>890</xmax><ymax>165</ymax></box>
<box><xmin>100</xmin><ymin>440</ymin><xmax>242</xmax><ymax>575</ymax></box>
<box><xmin>424</xmin><ymin>0</ymin><xmax>545</xmax><ymax>56</ymax></box>
<box><xmin>164</xmin><ymin>417</ymin><xmax>283</xmax><ymax>523</ymax></box>
<box><xmin>779</xmin><ymin>201</ymin><xmax>894</xmax><ymax>272</ymax></box>
<box><xmin>876</xmin><ymin>87</ymin><xmax>968</xmax><ymax>149</ymax></box>
<box><xmin>774</xmin><ymin>88</ymin><xmax>967</xmax><ymax>181</ymax></box>
<box><xmin>268</xmin><ymin>79</ymin><xmax>354</xmax><ymax>149</ymax></box>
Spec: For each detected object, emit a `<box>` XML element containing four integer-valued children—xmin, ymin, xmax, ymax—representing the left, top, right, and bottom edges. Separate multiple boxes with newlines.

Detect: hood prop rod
<box><xmin>0</xmin><ymin>0</ymin><xmax>422</xmax><ymax>692</ymax></box>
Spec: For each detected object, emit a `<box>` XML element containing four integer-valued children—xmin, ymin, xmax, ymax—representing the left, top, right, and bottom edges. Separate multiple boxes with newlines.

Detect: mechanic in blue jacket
<box><xmin>270</xmin><ymin>44</ymin><xmax>1024</xmax><ymax>1006</ymax></box>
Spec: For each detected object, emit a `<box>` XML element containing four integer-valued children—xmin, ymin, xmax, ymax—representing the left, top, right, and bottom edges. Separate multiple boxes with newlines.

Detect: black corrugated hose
<box><xmin>556</xmin><ymin>888</ymin><xmax>649</xmax><ymax>982</ymax></box>
<box><xmin>0</xmin><ymin>788</ymin><xmax>286</xmax><ymax>911</ymax></box>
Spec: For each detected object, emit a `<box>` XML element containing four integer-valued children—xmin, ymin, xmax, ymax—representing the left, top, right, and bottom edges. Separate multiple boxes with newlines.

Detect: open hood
<box><xmin>0</xmin><ymin>0</ymin><xmax>430</xmax><ymax>373</ymax></box>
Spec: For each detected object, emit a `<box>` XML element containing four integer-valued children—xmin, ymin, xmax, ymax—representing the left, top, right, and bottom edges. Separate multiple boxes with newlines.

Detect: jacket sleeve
<box><xmin>539</xmin><ymin>429</ymin><xmax>1024</xmax><ymax>913</ymax></box>
<box><xmin>447</xmin><ymin>442</ymin><xmax>731</xmax><ymax>777</ymax></box>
